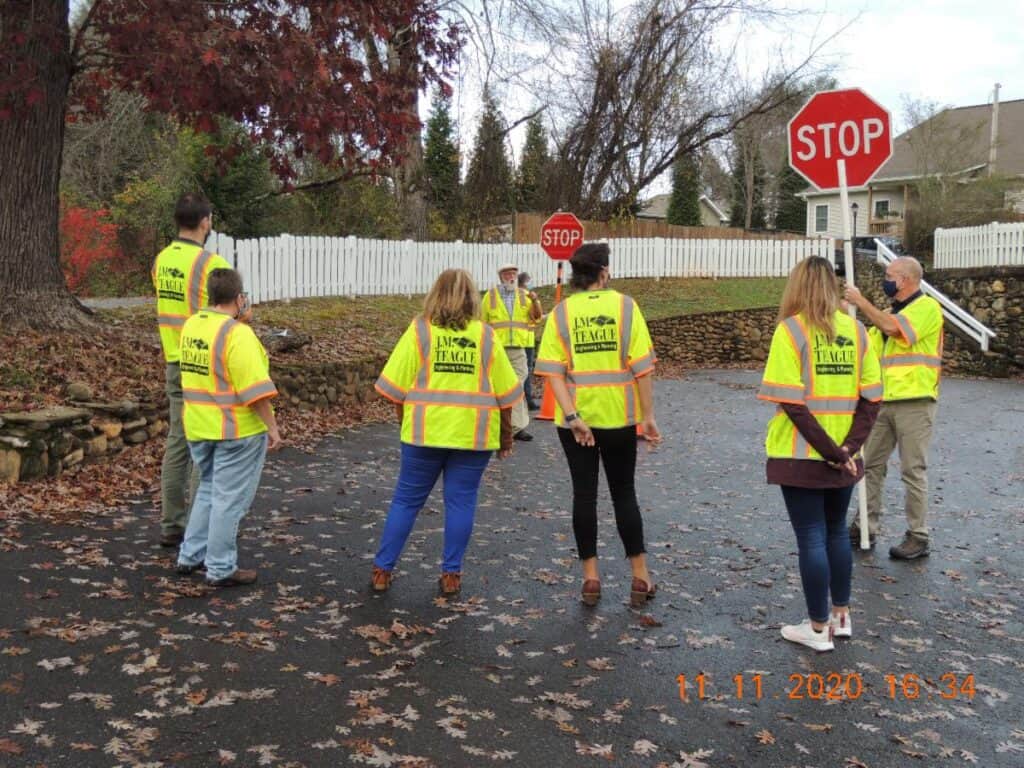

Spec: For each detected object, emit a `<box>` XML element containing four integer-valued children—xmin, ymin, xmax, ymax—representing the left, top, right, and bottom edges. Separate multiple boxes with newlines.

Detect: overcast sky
<box><xmin>758</xmin><ymin>0</ymin><xmax>1023</xmax><ymax>131</ymax></box>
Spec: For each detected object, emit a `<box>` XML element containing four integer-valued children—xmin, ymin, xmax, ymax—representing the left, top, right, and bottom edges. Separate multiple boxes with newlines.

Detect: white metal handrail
<box><xmin>874</xmin><ymin>239</ymin><xmax>997</xmax><ymax>352</ymax></box>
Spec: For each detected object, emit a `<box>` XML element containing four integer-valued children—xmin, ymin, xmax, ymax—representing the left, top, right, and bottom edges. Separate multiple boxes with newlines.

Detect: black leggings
<box><xmin>557</xmin><ymin>426</ymin><xmax>645</xmax><ymax>560</ymax></box>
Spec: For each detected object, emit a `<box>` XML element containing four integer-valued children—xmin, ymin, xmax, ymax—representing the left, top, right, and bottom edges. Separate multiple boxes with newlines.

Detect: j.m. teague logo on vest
<box><xmin>180</xmin><ymin>335</ymin><xmax>211</xmax><ymax>375</ymax></box>
<box><xmin>433</xmin><ymin>335</ymin><xmax>478</xmax><ymax>375</ymax></box>
<box><xmin>572</xmin><ymin>315</ymin><xmax>619</xmax><ymax>355</ymax></box>
<box><xmin>157</xmin><ymin>265</ymin><xmax>187</xmax><ymax>302</ymax></box>
<box><xmin>814</xmin><ymin>333</ymin><xmax>856</xmax><ymax>376</ymax></box>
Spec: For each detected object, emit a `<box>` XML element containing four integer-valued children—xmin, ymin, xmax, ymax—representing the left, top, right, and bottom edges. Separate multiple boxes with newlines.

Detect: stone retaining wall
<box><xmin>0</xmin><ymin>401</ymin><xmax>166</xmax><ymax>484</ymax></box>
<box><xmin>0</xmin><ymin>356</ymin><xmax>388</xmax><ymax>486</ymax></box>
<box><xmin>649</xmin><ymin>308</ymin><xmax>776</xmax><ymax>367</ymax></box>
<box><xmin>274</xmin><ymin>356</ymin><xmax>386</xmax><ymax>410</ymax></box>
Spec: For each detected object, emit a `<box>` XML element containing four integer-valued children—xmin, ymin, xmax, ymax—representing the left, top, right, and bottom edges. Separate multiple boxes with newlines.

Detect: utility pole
<box><xmin>988</xmin><ymin>83</ymin><xmax>1001</xmax><ymax>177</ymax></box>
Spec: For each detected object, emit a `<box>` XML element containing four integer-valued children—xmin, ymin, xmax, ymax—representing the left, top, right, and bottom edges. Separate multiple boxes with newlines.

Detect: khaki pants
<box><xmin>863</xmin><ymin>399</ymin><xmax>937</xmax><ymax>542</ymax></box>
<box><xmin>161</xmin><ymin>363</ymin><xmax>199</xmax><ymax>534</ymax></box>
<box><xmin>505</xmin><ymin>347</ymin><xmax>530</xmax><ymax>433</ymax></box>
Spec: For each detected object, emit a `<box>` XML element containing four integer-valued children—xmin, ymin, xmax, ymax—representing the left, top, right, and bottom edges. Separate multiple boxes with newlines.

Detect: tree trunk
<box><xmin>0</xmin><ymin>0</ymin><xmax>92</xmax><ymax>331</ymax></box>
<box><xmin>388</xmin><ymin>32</ymin><xmax>428</xmax><ymax>241</ymax></box>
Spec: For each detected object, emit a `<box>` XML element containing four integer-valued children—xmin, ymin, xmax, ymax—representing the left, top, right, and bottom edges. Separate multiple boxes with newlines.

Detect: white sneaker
<box><xmin>830</xmin><ymin>612</ymin><xmax>852</xmax><ymax>638</ymax></box>
<box><xmin>781</xmin><ymin>619</ymin><xmax>834</xmax><ymax>651</ymax></box>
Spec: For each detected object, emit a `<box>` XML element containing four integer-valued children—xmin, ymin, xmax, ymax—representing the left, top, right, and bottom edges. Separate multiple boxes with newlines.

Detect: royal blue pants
<box><xmin>374</xmin><ymin>443</ymin><xmax>492</xmax><ymax>573</ymax></box>
<box><xmin>781</xmin><ymin>484</ymin><xmax>855</xmax><ymax>623</ymax></box>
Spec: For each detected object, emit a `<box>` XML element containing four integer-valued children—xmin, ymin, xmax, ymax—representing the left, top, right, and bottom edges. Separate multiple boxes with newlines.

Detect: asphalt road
<box><xmin>1</xmin><ymin>370</ymin><xmax>1022</xmax><ymax>767</ymax></box>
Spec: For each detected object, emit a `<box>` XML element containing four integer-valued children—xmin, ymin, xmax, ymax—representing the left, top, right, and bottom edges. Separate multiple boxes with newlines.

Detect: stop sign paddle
<box><xmin>787</xmin><ymin>88</ymin><xmax>893</xmax><ymax>190</ymax></box>
<box><xmin>787</xmin><ymin>87</ymin><xmax>892</xmax><ymax>554</ymax></box>
<box><xmin>540</xmin><ymin>212</ymin><xmax>585</xmax><ymax>261</ymax></box>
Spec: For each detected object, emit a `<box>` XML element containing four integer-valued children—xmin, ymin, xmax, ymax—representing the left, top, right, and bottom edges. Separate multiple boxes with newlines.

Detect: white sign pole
<box><xmin>837</xmin><ymin>159</ymin><xmax>871</xmax><ymax>551</ymax></box>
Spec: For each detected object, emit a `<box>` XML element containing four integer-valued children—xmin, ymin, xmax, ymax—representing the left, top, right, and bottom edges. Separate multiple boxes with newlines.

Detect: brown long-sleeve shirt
<box><xmin>765</xmin><ymin>397</ymin><xmax>881</xmax><ymax>488</ymax></box>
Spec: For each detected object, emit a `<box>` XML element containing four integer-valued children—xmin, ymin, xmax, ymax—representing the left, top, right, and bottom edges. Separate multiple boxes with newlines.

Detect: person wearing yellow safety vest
<box><xmin>152</xmin><ymin>192</ymin><xmax>232</xmax><ymax>548</ymax></box>
<box><xmin>482</xmin><ymin>263</ymin><xmax>543</xmax><ymax>441</ymax></box>
<box><xmin>174</xmin><ymin>269</ymin><xmax>281</xmax><ymax>587</ymax></box>
<box><xmin>845</xmin><ymin>256</ymin><xmax>943</xmax><ymax>561</ymax></box>
<box><xmin>372</xmin><ymin>269</ymin><xmax>523</xmax><ymax>597</ymax></box>
<box><xmin>517</xmin><ymin>271</ymin><xmax>544</xmax><ymax>410</ymax></box>
<box><xmin>758</xmin><ymin>257</ymin><xmax>882</xmax><ymax>651</ymax></box>
<box><xmin>535</xmin><ymin>243</ymin><xmax>662</xmax><ymax>609</ymax></box>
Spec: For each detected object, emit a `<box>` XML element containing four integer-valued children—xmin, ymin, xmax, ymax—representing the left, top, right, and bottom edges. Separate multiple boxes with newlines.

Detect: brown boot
<box><xmin>581</xmin><ymin>579</ymin><xmax>601</xmax><ymax>607</ymax></box>
<box><xmin>208</xmin><ymin>569</ymin><xmax>258</xmax><ymax>587</ymax></box>
<box><xmin>371</xmin><ymin>566</ymin><xmax>392</xmax><ymax>592</ymax></box>
<box><xmin>438</xmin><ymin>572</ymin><xmax>461</xmax><ymax>597</ymax></box>
<box><xmin>630</xmin><ymin>577</ymin><xmax>656</xmax><ymax>609</ymax></box>
<box><xmin>889</xmin><ymin>535</ymin><xmax>929</xmax><ymax>560</ymax></box>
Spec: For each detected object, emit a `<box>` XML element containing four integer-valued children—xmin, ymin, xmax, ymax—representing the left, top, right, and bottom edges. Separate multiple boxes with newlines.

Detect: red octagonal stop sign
<box><xmin>540</xmin><ymin>212</ymin><xmax>585</xmax><ymax>261</ymax></box>
<box><xmin>787</xmin><ymin>88</ymin><xmax>893</xmax><ymax>190</ymax></box>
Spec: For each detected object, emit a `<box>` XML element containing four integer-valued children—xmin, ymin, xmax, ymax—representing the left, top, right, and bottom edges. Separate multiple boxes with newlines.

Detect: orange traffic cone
<box><xmin>536</xmin><ymin>379</ymin><xmax>557</xmax><ymax>421</ymax></box>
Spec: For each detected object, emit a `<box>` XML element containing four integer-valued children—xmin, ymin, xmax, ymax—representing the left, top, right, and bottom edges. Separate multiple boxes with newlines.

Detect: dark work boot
<box><xmin>889</xmin><ymin>535</ymin><xmax>929</xmax><ymax>560</ymax></box>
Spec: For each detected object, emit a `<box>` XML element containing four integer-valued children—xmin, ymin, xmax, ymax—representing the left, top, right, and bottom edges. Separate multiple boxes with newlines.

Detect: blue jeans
<box><xmin>524</xmin><ymin>345</ymin><xmax>537</xmax><ymax>403</ymax></box>
<box><xmin>179</xmin><ymin>433</ymin><xmax>268</xmax><ymax>582</ymax></box>
<box><xmin>781</xmin><ymin>485</ymin><xmax>855</xmax><ymax>623</ymax></box>
<box><xmin>374</xmin><ymin>443</ymin><xmax>492</xmax><ymax>573</ymax></box>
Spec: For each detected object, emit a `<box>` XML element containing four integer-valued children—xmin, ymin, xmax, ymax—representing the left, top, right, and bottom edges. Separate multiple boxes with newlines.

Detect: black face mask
<box><xmin>882</xmin><ymin>279</ymin><xmax>899</xmax><ymax>297</ymax></box>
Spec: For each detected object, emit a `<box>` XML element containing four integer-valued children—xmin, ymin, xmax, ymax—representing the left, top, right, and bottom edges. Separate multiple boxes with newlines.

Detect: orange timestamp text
<box><xmin>676</xmin><ymin>672</ymin><xmax>976</xmax><ymax>702</ymax></box>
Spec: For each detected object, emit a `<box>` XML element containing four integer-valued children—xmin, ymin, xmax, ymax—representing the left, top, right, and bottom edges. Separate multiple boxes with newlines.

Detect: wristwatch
<box><xmin>565</xmin><ymin>412</ymin><xmax>579</xmax><ymax>423</ymax></box>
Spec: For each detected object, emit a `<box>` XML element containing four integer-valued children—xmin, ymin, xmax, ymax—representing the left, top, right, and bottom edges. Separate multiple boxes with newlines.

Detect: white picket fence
<box><xmin>207</xmin><ymin>232</ymin><xmax>831</xmax><ymax>305</ymax></box>
<box><xmin>934</xmin><ymin>221</ymin><xmax>1024</xmax><ymax>269</ymax></box>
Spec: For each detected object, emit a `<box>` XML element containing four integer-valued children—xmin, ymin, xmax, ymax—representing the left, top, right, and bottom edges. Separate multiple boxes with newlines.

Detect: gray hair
<box><xmin>892</xmin><ymin>256</ymin><xmax>923</xmax><ymax>283</ymax></box>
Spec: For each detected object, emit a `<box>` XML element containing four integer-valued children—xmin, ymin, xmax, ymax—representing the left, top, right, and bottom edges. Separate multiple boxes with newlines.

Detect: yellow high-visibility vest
<box><xmin>152</xmin><ymin>239</ymin><xmax>231</xmax><ymax>363</ymax></box>
<box><xmin>758</xmin><ymin>311</ymin><xmax>882</xmax><ymax>460</ymax></box>
<box><xmin>870</xmin><ymin>294</ymin><xmax>943</xmax><ymax>401</ymax></box>
<box><xmin>375</xmin><ymin>318</ymin><xmax>523</xmax><ymax>450</ymax></box>
<box><xmin>482</xmin><ymin>286</ymin><xmax>535</xmax><ymax>348</ymax></box>
<box><xmin>180</xmin><ymin>310</ymin><xmax>278</xmax><ymax>441</ymax></box>
<box><xmin>535</xmin><ymin>290</ymin><xmax>656</xmax><ymax>429</ymax></box>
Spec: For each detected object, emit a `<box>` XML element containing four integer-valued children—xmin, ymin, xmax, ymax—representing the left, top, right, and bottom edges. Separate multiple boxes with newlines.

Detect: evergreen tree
<box><xmin>465</xmin><ymin>90</ymin><xmax>514</xmax><ymax>224</ymax></box>
<box><xmin>666</xmin><ymin>153</ymin><xmax>702</xmax><ymax>226</ymax></box>
<box><xmin>729</xmin><ymin>146</ymin><xmax>767</xmax><ymax>229</ymax></box>
<box><xmin>516</xmin><ymin>113</ymin><xmax>550</xmax><ymax>211</ymax></box>
<box><xmin>774</xmin><ymin>163</ymin><xmax>808</xmax><ymax>232</ymax></box>
<box><xmin>423</xmin><ymin>89</ymin><xmax>462</xmax><ymax>229</ymax></box>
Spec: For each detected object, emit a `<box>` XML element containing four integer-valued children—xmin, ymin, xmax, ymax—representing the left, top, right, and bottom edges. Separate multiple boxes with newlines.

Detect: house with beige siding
<box><xmin>800</xmin><ymin>95</ymin><xmax>1024</xmax><ymax>243</ymax></box>
<box><xmin>637</xmin><ymin>193</ymin><xmax>730</xmax><ymax>227</ymax></box>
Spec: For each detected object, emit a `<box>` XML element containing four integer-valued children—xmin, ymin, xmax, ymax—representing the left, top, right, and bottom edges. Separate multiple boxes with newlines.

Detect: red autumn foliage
<box><xmin>59</xmin><ymin>205</ymin><xmax>127</xmax><ymax>294</ymax></box>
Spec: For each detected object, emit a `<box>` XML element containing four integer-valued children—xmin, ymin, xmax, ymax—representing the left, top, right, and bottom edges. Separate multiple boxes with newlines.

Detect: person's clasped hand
<box><xmin>826</xmin><ymin>446</ymin><xmax>857</xmax><ymax>476</ymax></box>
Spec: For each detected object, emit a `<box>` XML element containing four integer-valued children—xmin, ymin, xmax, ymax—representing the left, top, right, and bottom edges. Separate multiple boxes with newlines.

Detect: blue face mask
<box><xmin>882</xmin><ymin>279</ymin><xmax>899</xmax><ymax>297</ymax></box>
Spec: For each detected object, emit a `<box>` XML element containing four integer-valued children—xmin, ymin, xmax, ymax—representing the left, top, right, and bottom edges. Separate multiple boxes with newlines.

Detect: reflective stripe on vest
<box><xmin>188</xmin><ymin>250</ymin><xmax>215</xmax><ymax>314</ymax></box>
<box><xmin>183</xmin><ymin>317</ymin><xmax>242</xmax><ymax>439</ymax></box>
<box><xmin>881</xmin><ymin>353</ymin><xmax>942</xmax><ymax>368</ymax></box>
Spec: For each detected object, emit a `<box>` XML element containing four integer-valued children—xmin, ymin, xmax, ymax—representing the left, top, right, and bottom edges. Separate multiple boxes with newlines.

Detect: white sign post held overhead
<box><xmin>787</xmin><ymin>88</ymin><xmax>893</xmax><ymax>551</ymax></box>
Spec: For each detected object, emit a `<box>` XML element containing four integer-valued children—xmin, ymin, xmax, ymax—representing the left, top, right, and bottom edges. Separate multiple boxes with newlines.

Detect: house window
<box><xmin>874</xmin><ymin>199</ymin><xmax>890</xmax><ymax>218</ymax></box>
<box><xmin>814</xmin><ymin>204</ymin><xmax>829</xmax><ymax>232</ymax></box>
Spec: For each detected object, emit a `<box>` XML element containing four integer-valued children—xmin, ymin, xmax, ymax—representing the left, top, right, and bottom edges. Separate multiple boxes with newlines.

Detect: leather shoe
<box><xmin>208</xmin><ymin>568</ymin><xmax>258</xmax><ymax>587</ymax></box>
<box><xmin>371</xmin><ymin>566</ymin><xmax>392</xmax><ymax>592</ymax></box>
<box><xmin>630</xmin><ymin>577</ymin><xmax>657</xmax><ymax>609</ymax></box>
<box><xmin>438</xmin><ymin>572</ymin><xmax>461</xmax><ymax>597</ymax></box>
<box><xmin>581</xmin><ymin>579</ymin><xmax>601</xmax><ymax>607</ymax></box>
<box><xmin>513</xmin><ymin>431</ymin><xmax>534</xmax><ymax>442</ymax></box>
<box><xmin>160</xmin><ymin>530</ymin><xmax>184</xmax><ymax>548</ymax></box>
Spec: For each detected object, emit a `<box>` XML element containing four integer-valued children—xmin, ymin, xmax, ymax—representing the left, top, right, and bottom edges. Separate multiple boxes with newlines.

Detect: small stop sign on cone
<box><xmin>540</xmin><ymin>212</ymin><xmax>585</xmax><ymax>260</ymax></box>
